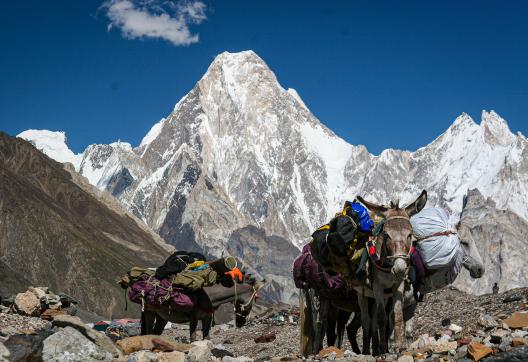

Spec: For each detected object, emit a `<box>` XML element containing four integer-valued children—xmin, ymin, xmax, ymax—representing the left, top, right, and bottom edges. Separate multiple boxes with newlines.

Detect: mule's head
<box><xmin>234</xmin><ymin>279</ymin><xmax>260</xmax><ymax>328</ymax></box>
<box><xmin>457</xmin><ymin>224</ymin><xmax>485</xmax><ymax>279</ymax></box>
<box><xmin>358</xmin><ymin>190</ymin><xmax>427</xmax><ymax>279</ymax></box>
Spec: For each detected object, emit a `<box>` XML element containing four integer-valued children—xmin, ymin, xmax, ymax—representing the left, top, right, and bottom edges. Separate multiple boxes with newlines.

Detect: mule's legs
<box><xmin>373</xmin><ymin>285</ymin><xmax>387</xmax><ymax>356</ymax></box>
<box><xmin>326</xmin><ymin>306</ymin><xmax>338</xmax><ymax>347</ymax></box>
<box><xmin>152</xmin><ymin>315</ymin><xmax>168</xmax><ymax>335</ymax></box>
<box><xmin>141</xmin><ymin>310</ymin><xmax>157</xmax><ymax>335</ymax></box>
<box><xmin>189</xmin><ymin>315</ymin><xmax>198</xmax><ymax>342</ymax></box>
<box><xmin>202</xmin><ymin>314</ymin><xmax>213</xmax><ymax>340</ymax></box>
<box><xmin>358</xmin><ymin>295</ymin><xmax>371</xmax><ymax>355</ymax></box>
<box><xmin>308</xmin><ymin>288</ymin><xmax>325</xmax><ymax>354</ymax></box>
<box><xmin>336</xmin><ymin>310</ymin><xmax>351</xmax><ymax>349</ymax></box>
<box><xmin>347</xmin><ymin>312</ymin><xmax>362</xmax><ymax>354</ymax></box>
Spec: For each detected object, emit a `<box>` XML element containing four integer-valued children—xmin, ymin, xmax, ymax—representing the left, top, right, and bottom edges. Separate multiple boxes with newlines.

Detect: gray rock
<box><xmin>480</xmin><ymin>314</ymin><xmax>499</xmax><ymax>329</ymax></box>
<box><xmin>42</xmin><ymin>326</ymin><xmax>112</xmax><ymax>361</ymax></box>
<box><xmin>51</xmin><ymin>314</ymin><xmax>121</xmax><ymax>358</ymax></box>
<box><xmin>188</xmin><ymin>340</ymin><xmax>211</xmax><ymax>362</ymax></box>
<box><xmin>2</xmin><ymin>328</ymin><xmax>53</xmax><ymax>361</ymax></box>
<box><xmin>126</xmin><ymin>350</ymin><xmax>159</xmax><ymax>362</ymax></box>
<box><xmin>0</xmin><ymin>342</ymin><xmax>9</xmax><ymax>362</ymax></box>
<box><xmin>512</xmin><ymin>330</ymin><xmax>528</xmax><ymax>338</ymax></box>
<box><xmin>222</xmin><ymin>357</ymin><xmax>254</xmax><ymax>362</ymax></box>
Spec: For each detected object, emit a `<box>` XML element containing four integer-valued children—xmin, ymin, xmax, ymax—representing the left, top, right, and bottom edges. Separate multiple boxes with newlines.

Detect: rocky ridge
<box><xmin>0</xmin><ymin>132</ymin><xmax>170</xmax><ymax>317</ymax></box>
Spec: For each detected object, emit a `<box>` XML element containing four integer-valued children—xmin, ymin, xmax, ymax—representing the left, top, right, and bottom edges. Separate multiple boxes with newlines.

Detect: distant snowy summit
<box><xmin>18</xmin><ymin>50</ymin><xmax>528</xmax><ymax>299</ymax></box>
<box><xmin>18</xmin><ymin>129</ymin><xmax>83</xmax><ymax>168</ymax></box>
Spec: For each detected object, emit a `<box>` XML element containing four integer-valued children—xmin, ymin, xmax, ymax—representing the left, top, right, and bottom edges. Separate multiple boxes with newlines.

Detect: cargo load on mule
<box><xmin>118</xmin><ymin>251</ymin><xmax>242</xmax><ymax>312</ymax></box>
<box><xmin>410</xmin><ymin>207</ymin><xmax>465</xmax><ymax>295</ymax></box>
<box><xmin>306</xmin><ymin>200</ymin><xmax>375</xmax><ymax>284</ymax></box>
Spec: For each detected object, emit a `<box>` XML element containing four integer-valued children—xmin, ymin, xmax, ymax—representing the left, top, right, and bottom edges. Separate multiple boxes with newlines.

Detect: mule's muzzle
<box><xmin>470</xmin><ymin>265</ymin><xmax>484</xmax><ymax>279</ymax></box>
<box><xmin>391</xmin><ymin>258</ymin><xmax>408</xmax><ymax>279</ymax></box>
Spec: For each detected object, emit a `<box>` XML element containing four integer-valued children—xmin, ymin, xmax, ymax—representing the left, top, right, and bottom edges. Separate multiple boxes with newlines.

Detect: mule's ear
<box><xmin>356</xmin><ymin>195</ymin><xmax>388</xmax><ymax>217</ymax></box>
<box><xmin>404</xmin><ymin>190</ymin><xmax>427</xmax><ymax>217</ymax></box>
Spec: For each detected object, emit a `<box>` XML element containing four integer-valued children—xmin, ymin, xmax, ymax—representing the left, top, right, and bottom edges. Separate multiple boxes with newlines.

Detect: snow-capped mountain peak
<box><xmin>17</xmin><ymin>129</ymin><xmax>82</xmax><ymax>169</ymax></box>
<box><xmin>17</xmin><ymin>50</ymin><xmax>528</xmax><ymax>300</ymax></box>
<box><xmin>481</xmin><ymin>110</ymin><xmax>515</xmax><ymax>146</ymax></box>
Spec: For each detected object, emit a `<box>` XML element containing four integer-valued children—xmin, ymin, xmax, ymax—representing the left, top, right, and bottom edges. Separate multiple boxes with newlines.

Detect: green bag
<box><xmin>117</xmin><ymin>267</ymin><xmax>155</xmax><ymax>289</ymax></box>
<box><xmin>171</xmin><ymin>268</ymin><xmax>217</xmax><ymax>291</ymax></box>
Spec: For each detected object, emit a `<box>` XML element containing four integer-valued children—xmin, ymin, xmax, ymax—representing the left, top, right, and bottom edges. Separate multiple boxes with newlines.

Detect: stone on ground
<box><xmin>222</xmin><ymin>357</ymin><xmax>254</xmax><ymax>362</ymax></box>
<box><xmin>14</xmin><ymin>291</ymin><xmax>41</xmax><ymax>316</ymax></box>
<box><xmin>40</xmin><ymin>309</ymin><xmax>66</xmax><ymax>321</ymax></box>
<box><xmin>188</xmin><ymin>341</ymin><xmax>211</xmax><ymax>362</ymax></box>
<box><xmin>42</xmin><ymin>326</ymin><xmax>112</xmax><ymax>361</ymax></box>
<box><xmin>397</xmin><ymin>355</ymin><xmax>413</xmax><ymax>362</ymax></box>
<box><xmin>0</xmin><ymin>342</ymin><xmax>9</xmax><ymax>362</ymax></box>
<box><xmin>157</xmin><ymin>350</ymin><xmax>186</xmax><ymax>362</ymax></box>
<box><xmin>479</xmin><ymin>314</ymin><xmax>499</xmax><ymax>329</ymax></box>
<box><xmin>467</xmin><ymin>341</ymin><xmax>493</xmax><ymax>361</ymax></box>
<box><xmin>317</xmin><ymin>346</ymin><xmax>344</xmax><ymax>358</ymax></box>
<box><xmin>116</xmin><ymin>335</ymin><xmax>191</xmax><ymax>355</ymax></box>
<box><xmin>502</xmin><ymin>312</ymin><xmax>528</xmax><ymax>329</ymax></box>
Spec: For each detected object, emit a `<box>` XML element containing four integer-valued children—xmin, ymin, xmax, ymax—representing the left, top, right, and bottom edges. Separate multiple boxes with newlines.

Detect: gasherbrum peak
<box><xmin>17</xmin><ymin>50</ymin><xmax>528</xmax><ymax>299</ymax></box>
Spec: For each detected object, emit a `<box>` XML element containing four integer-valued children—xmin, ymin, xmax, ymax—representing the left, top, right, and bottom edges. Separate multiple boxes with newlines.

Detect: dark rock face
<box><xmin>0</xmin><ymin>132</ymin><xmax>170</xmax><ymax>317</ymax></box>
<box><xmin>106</xmin><ymin>168</ymin><xmax>134</xmax><ymax>197</ymax></box>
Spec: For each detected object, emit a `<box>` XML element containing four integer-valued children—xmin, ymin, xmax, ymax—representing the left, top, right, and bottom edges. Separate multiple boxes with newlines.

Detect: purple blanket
<box><xmin>128</xmin><ymin>274</ymin><xmax>196</xmax><ymax>312</ymax></box>
<box><xmin>293</xmin><ymin>243</ymin><xmax>345</xmax><ymax>296</ymax></box>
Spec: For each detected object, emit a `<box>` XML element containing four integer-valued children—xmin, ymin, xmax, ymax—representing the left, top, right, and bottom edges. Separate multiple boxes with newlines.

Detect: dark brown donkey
<box><xmin>354</xmin><ymin>190</ymin><xmax>427</xmax><ymax>355</ymax></box>
<box><xmin>141</xmin><ymin>278</ymin><xmax>259</xmax><ymax>341</ymax></box>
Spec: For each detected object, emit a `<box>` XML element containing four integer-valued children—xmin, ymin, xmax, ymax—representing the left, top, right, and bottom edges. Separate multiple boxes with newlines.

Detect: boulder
<box><xmin>2</xmin><ymin>328</ymin><xmax>53</xmax><ymax>360</ymax></box>
<box><xmin>116</xmin><ymin>335</ymin><xmax>191</xmax><ymax>355</ymax></box>
<box><xmin>431</xmin><ymin>341</ymin><xmax>458</xmax><ymax>354</ymax></box>
<box><xmin>28</xmin><ymin>287</ymin><xmax>47</xmax><ymax>300</ymax></box>
<box><xmin>14</xmin><ymin>291</ymin><xmax>41</xmax><ymax>316</ymax></box>
<box><xmin>511</xmin><ymin>337</ymin><xmax>527</xmax><ymax>347</ymax></box>
<box><xmin>0</xmin><ymin>342</ymin><xmax>9</xmax><ymax>362</ymax></box>
<box><xmin>468</xmin><ymin>342</ymin><xmax>493</xmax><ymax>362</ymax></box>
<box><xmin>42</xmin><ymin>326</ymin><xmax>112</xmax><ymax>361</ymax></box>
<box><xmin>317</xmin><ymin>346</ymin><xmax>344</xmax><ymax>358</ymax></box>
<box><xmin>126</xmin><ymin>350</ymin><xmax>159</xmax><ymax>362</ymax></box>
<box><xmin>191</xmin><ymin>340</ymin><xmax>213</xmax><ymax>350</ymax></box>
<box><xmin>40</xmin><ymin>309</ymin><xmax>66</xmax><ymax>321</ymax></box>
<box><xmin>51</xmin><ymin>314</ymin><xmax>85</xmax><ymax>329</ymax></box>
<box><xmin>502</xmin><ymin>312</ymin><xmax>528</xmax><ymax>329</ymax></box>
<box><xmin>50</xmin><ymin>314</ymin><xmax>121</xmax><ymax>358</ymax></box>
<box><xmin>479</xmin><ymin>314</ymin><xmax>499</xmax><ymax>329</ymax></box>
<box><xmin>512</xmin><ymin>330</ymin><xmax>528</xmax><ymax>338</ymax></box>
<box><xmin>188</xmin><ymin>342</ymin><xmax>211</xmax><ymax>362</ymax></box>
<box><xmin>158</xmin><ymin>351</ymin><xmax>186</xmax><ymax>362</ymax></box>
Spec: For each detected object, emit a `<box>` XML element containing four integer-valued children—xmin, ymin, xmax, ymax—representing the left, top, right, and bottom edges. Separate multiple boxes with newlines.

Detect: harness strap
<box><xmin>415</xmin><ymin>230</ymin><xmax>457</xmax><ymax>242</ymax></box>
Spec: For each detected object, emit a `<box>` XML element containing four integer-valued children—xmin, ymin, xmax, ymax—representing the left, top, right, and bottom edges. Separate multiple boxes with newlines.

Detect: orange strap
<box><xmin>225</xmin><ymin>267</ymin><xmax>243</xmax><ymax>282</ymax></box>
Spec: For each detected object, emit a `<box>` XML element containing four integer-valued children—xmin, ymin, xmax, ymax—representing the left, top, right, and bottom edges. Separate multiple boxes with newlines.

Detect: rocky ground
<box><xmin>1</xmin><ymin>286</ymin><xmax>528</xmax><ymax>361</ymax></box>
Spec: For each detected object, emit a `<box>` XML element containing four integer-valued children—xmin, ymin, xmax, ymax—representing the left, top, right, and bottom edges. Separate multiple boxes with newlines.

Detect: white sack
<box><xmin>410</xmin><ymin>207</ymin><xmax>460</xmax><ymax>269</ymax></box>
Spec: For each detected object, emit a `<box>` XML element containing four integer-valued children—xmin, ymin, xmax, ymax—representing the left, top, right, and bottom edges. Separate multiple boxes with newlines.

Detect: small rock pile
<box><xmin>0</xmin><ymin>312</ymin><xmax>222</xmax><ymax>362</ymax></box>
<box><xmin>2</xmin><ymin>286</ymin><xmax>78</xmax><ymax>319</ymax></box>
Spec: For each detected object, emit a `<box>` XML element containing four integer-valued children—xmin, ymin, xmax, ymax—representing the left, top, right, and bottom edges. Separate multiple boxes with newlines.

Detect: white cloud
<box><xmin>102</xmin><ymin>0</ymin><xmax>207</xmax><ymax>46</ymax></box>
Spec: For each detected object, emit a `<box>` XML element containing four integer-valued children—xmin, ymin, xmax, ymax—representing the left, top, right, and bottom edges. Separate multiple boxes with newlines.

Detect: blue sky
<box><xmin>1</xmin><ymin>1</ymin><xmax>527</xmax><ymax>155</ymax></box>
